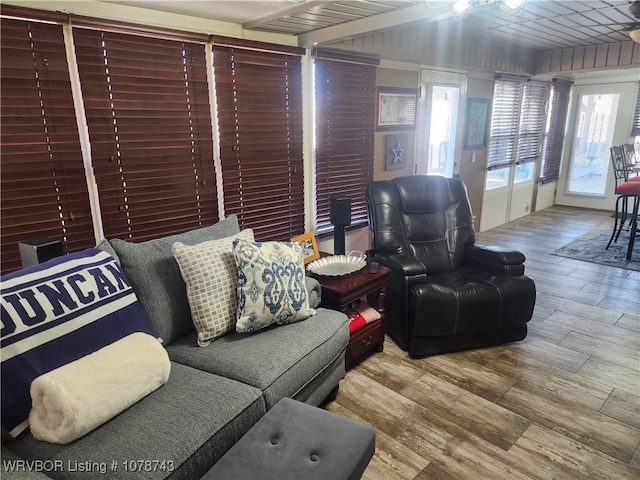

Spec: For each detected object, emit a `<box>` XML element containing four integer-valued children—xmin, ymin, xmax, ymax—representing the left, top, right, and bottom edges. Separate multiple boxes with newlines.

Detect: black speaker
<box><xmin>19</xmin><ymin>237</ymin><xmax>63</xmax><ymax>268</ymax></box>
<box><xmin>330</xmin><ymin>196</ymin><xmax>352</xmax><ymax>227</ymax></box>
<box><xmin>330</xmin><ymin>196</ymin><xmax>351</xmax><ymax>255</ymax></box>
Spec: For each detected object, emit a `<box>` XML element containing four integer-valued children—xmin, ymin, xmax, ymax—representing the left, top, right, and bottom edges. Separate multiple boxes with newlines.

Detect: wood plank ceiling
<box><xmin>249</xmin><ymin>1</ymin><xmax>637</xmax><ymax>50</ymax></box>
<box><xmin>106</xmin><ymin>1</ymin><xmax>638</xmax><ymax>51</ymax></box>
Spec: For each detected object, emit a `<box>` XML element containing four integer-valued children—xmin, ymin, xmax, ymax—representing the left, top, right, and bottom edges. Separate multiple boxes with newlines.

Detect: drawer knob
<box><xmin>362</xmin><ymin>335</ymin><xmax>373</xmax><ymax>347</ymax></box>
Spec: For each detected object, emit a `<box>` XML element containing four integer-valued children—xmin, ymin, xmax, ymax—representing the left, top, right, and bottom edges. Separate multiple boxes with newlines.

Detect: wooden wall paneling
<box><xmin>571</xmin><ymin>46</ymin><xmax>585</xmax><ymax>71</ymax></box>
<box><xmin>632</xmin><ymin>43</ymin><xmax>640</xmax><ymax>65</ymax></box>
<box><xmin>607</xmin><ymin>43</ymin><xmax>621</xmax><ymax>67</ymax></box>
<box><xmin>594</xmin><ymin>44</ymin><xmax>608</xmax><ymax>68</ymax></box>
<box><xmin>619</xmin><ymin>42</ymin><xmax>634</xmax><ymax>66</ymax></box>
<box><xmin>561</xmin><ymin>48</ymin><xmax>573</xmax><ymax>71</ymax></box>
<box><xmin>549</xmin><ymin>50</ymin><xmax>562</xmax><ymax>73</ymax></box>
<box><xmin>583</xmin><ymin>45</ymin><xmax>597</xmax><ymax>70</ymax></box>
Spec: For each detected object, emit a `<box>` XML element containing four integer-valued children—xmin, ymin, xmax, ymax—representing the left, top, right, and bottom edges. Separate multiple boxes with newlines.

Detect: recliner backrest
<box><xmin>367</xmin><ymin>175</ymin><xmax>475</xmax><ymax>274</ymax></box>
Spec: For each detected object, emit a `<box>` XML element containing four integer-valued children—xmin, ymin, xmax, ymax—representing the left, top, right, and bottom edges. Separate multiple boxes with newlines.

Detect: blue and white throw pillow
<box><xmin>232</xmin><ymin>240</ymin><xmax>315</xmax><ymax>333</ymax></box>
<box><xmin>1</xmin><ymin>248</ymin><xmax>157</xmax><ymax>437</ymax></box>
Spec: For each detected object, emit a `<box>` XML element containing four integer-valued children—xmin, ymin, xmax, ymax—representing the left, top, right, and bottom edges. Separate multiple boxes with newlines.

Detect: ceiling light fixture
<box><xmin>501</xmin><ymin>0</ymin><xmax>526</xmax><ymax>14</ymax></box>
<box><xmin>630</xmin><ymin>28</ymin><xmax>640</xmax><ymax>43</ymax></box>
<box><xmin>453</xmin><ymin>0</ymin><xmax>472</xmax><ymax>16</ymax></box>
<box><xmin>452</xmin><ymin>0</ymin><xmax>526</xmax><ymax>19</ymax></box>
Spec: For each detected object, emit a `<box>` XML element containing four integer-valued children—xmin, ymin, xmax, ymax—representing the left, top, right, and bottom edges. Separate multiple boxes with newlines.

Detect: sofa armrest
<box><xmin>465</xmin><ymin>244</ymin><xmax>525</xmax><ymax>275</ymax></box>
<box><xmin>374</xmin><ymin>253</ymin><xmax>427</xmax><ymax>276</ymax></box>
<box><xmin>304</xmin><ymin>276</ymin><xmax>322</xmax><ymax>309</ymax></box>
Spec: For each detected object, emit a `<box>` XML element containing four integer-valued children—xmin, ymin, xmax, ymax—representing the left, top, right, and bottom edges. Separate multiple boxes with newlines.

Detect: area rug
<box><xmin>553</xmin><ymin>226</ymin><xmax>639</xmax><ymax>271</ymax></box>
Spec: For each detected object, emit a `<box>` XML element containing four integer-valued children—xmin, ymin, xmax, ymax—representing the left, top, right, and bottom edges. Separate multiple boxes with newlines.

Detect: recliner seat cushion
<box><xmin>409</xmin><ymin>267</ymin><xmax>535</xmax><ymax>337</ymax></box>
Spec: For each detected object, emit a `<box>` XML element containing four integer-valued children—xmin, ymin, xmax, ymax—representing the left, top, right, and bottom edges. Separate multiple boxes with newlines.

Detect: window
<box><xmin>632</xmin><ymin>81</ymin><xmax>640</xmax><ymax>137</ymax></box>
<box><xmin>516</xmin><ymin>80</ymin><xmax>548</xmax><ymax>183</ymax></box>
<box><xmin>0</xmin><ymin>19</ymin><xmax>95</xmax><ymax>274</ymax></box>
<box><xmin>74</xmin><ymin>29</ymin><xmax>218</xmax><ymax>241</ymax></box>
<box><xmin>212</xmin><ymin>39</ymin><xmax>305</xmax><ymax>241</ymax></box>
<box><xmin>540</xmin><ymin>78</ymin><xmax>572</xmax><ymax>184</ymax></box>
<box><xmin>486</xmin><ymin>76</ymin><xmax>548</xmax><ymax>190</ymax></box>
<box><xmin>314</xmin><ymin>52</ymin><xmax>377</xmax><ymax>233</ymax></box>
<box><xmin>486</xmin><ymin>77</ymin><xmax>521</xmax><ymax>189</ymax></box>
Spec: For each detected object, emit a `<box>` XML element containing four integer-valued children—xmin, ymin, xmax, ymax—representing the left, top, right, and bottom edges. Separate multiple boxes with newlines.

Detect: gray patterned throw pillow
<box><xmin>172</xmin><ymin>229</ymin><xmax>254</xmax><ymax>346</ymax></box>
<box><xmin>233</xmin><ymin>239</ymin><xmax>316</xmax><ymax>333</ymax></box>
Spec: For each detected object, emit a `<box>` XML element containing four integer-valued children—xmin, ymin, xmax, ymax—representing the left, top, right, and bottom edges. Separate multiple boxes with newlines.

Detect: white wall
<box><xmin>535</xmin><ymin>182</ymin><xmax>557</xmax><ymax>211</ymax></box>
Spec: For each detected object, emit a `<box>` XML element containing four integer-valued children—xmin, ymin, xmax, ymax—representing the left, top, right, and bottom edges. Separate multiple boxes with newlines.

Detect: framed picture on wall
<box><xmin>464</xmin><ymin>98</ymin><xmax>490</xmax><ymax>149</ymax></box>
<box><xmin>376</xmin><ymin>87</ymin><xmax>419</xmax><ymax>131</ymax></box>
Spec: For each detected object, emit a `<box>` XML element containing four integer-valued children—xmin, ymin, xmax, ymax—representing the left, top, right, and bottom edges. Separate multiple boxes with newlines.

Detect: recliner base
<box><xmin>394</xmin><ymin>324</ymin><xmax>528</xmax><ymax>358</ymax></box>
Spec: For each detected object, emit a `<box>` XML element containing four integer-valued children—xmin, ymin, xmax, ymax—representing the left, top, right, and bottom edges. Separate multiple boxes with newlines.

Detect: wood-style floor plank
<box><xmin>497</xmin><ymin>381</ymin><xmax>640</xmax><ymax>462</ymax></box>
<box><xmin>325</xmin><ymin>206</ymin><xmax>640</xmax><ymax>480</ymax></box>
<box><xmin>600</xmin><ymin>388</ymin><xmax>640</xmax><ymax>429</ymax></box>
<box><xmin>486</xmin><ymin>352</ymin><xmax>613</xmax><ymax>411</ymax></box>
<box><xmin>577</xmin><ymin>357</ymin><xmax>640</xmax><ymax>396</ymax></box>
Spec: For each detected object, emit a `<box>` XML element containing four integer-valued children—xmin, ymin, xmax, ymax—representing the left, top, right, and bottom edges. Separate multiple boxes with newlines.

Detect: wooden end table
<box><xmin>310</xmin><ymin>260</ymin><xmax>390</xmax><ymax>369</ymax></box>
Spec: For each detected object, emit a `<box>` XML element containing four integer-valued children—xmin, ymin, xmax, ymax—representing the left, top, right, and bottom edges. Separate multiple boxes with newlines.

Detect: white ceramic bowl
<box><xmin>307</xmin><ymin>253</ymin><xmax>366</xmax><ymax>277</ymax></box>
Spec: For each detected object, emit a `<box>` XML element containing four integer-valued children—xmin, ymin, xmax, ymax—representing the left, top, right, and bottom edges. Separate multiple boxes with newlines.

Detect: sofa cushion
<box><xmin>3</xmin><ymin>362</ymin><xmax>265</xmax><ymax>480</ymax></box>
<box><xmin>233</xmin><ymin>239</ymin><xmax>315</xmax><ymax>333</ymax></box>
<box><xmin>167</xmin><ymin>308</ymin><xmax>349</xmax><ymax>409</ymax></box>
<box><xmin>109</xmin><ymin>215</ymin><xmax>240</xmax><ymax>344</ymax></box>
<box><xmin>172</xmin><ymin>229</ymin><xmax>254</xmax><ymax>347</ymax></box>
<box><xmin>0</xmin><ymin>248</ymin><xmax>157</xmax><ymax>438</ymax></box>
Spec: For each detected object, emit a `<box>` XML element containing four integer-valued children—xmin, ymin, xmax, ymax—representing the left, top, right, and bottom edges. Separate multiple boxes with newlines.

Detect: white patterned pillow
<box><xmin>172</xmin><ymin>229</ymin><xmax>254</xmax><ymax>346</ymax></box>
<box><xmin>233</xmin><ymin>239</ymin><xmax>316</xmax><ymax>333</ymax></box>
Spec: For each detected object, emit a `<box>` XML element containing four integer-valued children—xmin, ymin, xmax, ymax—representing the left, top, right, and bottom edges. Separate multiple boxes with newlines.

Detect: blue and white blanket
<box><xmin>1</xmin><ymin>248</ymin><xmax>157</xmax><ymax>437</ymax></box>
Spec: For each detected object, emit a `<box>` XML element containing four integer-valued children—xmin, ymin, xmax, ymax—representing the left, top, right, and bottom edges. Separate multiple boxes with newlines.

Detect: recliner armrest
<box><xmin>374</xmin><ymin>253</ymin><xmax>427</xmax><ymax>276</ymax></box>
<box><xmin>466</xmin><ymin>244</ymin><xmax>525</xmax><ymax>264</ymax></box>
<box><xmin>465</xmin><ymin>245</ymin><xmax>526</xmax><ymax>275</ymax></box>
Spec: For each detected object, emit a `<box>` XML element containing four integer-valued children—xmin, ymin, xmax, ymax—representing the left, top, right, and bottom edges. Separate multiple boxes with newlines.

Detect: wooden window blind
<box><xmin>314</xmin><ymin>55</ymin><xmax>377</xmax><ymax>233</ymax></box>
<box><xmin>488</xmin><ymin>77</ymin><xmax>522</xmax><ymax>170</ymax></box>
<box><xmin>212</xmin><ymin>41</ymin><xmax>305</xmax><ymax>241</ymax></box>
<box><xmin>0</xmin><ymin>19</ymin><xmax>94</xmax><ymax>274</ymax></box>
<box><xmin>516</xmin><ymin>80</ymin><xmax>548</xmax><ymax>165</ymax></box>
<box><xmin>74</xmin><ymin>29</ymin><xmax>218</xmax><ymax>241</ymax></box>
<box><xmin>540</xmin><ymin>78</ymin><xmax>572</xmax><ymax>184</ymax></box>
<box><xmin>631</xmin><ymin>81</ymin><xmax>640</xmax><ymax>137</ymax></box>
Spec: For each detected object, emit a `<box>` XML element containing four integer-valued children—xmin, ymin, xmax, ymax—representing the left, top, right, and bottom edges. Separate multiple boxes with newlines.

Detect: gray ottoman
<box><xmin>202</xmin><ymin>397</ymin><xmax>375</xmax><ymax>480</ymax></box>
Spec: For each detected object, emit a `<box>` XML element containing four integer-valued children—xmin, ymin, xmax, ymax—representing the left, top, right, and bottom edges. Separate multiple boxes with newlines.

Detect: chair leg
<box><xmin>607</xmin><ymin>195</ymin><xmax>623</xmax><ymax>249</ymax></box>
<box><xmin>614</xmin><ymin>196</ymin><xmax>628</xmax><ymax>243</ymax></box>
<box><xmin>627</xmin><ymin>195</ymin><xmax>639</xmax><ymax>261</ymax></box>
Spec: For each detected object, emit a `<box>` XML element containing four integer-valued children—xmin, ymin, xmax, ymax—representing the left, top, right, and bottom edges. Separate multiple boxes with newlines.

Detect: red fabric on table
<box><xmin>348</xmin><ymin>314</ymin><xmax>368</xmax><ymax>333</ymax></box>
<box><xmin>353</xmin><ymin>304</ymin><xmax>381</xmax><ymax>323</ymax></box>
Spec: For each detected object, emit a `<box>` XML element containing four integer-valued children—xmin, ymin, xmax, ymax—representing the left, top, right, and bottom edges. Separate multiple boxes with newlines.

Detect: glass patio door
<box><xmin>566</xmin><ymin>93</ymin><xmax>620</xmax><ymax>195</ymax></box>
<box><xmin>425</xmin><ymin>85</ymin><xmax>459</xmax><ymax>177</ymax></box>
<box><xmin>417</xmin><ymin>70</ymin><xmax>465</xmax><ymax>177</ymax></box>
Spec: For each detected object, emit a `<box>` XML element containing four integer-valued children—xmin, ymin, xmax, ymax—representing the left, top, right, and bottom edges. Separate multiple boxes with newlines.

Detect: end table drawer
<box><xmin>346</xmin><ymin>319</ymin><xmax>384</xmax><ymax>367</ymax></box>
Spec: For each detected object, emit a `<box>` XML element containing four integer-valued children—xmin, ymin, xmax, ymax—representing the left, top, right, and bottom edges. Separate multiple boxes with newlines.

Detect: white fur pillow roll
<box><xmin>29</xmin><ymin>332</ymin><xmax>170</xmax><ymax>444</ymax></box>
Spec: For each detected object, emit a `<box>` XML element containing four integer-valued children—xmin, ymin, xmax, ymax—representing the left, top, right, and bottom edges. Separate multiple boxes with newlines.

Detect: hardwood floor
<box><xmin>325</xmin><ymin>205</ymin><xmax>640</xmax><ymax>480</ymax></box>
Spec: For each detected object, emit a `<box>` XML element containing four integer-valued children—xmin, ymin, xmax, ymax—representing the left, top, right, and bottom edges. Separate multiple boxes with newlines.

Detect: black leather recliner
<box><xmin>366</xmin><ymin>175</ymin><xmax>535</xmax><ymax>357</ymax></box>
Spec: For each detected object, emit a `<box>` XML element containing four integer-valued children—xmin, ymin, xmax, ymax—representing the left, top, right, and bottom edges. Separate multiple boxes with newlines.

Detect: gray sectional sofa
<box><xmin>1</xmin><ymin>215</ymin><xmax>350</xmax><ymax>479</ymax></box>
